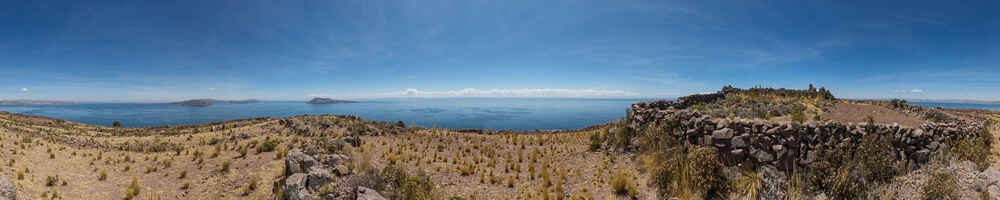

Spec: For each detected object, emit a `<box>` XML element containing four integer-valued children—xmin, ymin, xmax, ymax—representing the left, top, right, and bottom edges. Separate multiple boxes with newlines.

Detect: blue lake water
<box><xmin>911</xmin><ymin>102</ymin><xmax>1000</xmax><ymax>111</ymax></box>
<box><xmin>0</xmin><ymin>98</ymin><xmax>648</xmax><ymax>130</ymax></box>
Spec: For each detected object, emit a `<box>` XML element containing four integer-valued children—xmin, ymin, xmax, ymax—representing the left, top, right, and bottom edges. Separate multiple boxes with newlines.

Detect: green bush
<box><xmin>588</xmin><ymin>132</ymin><xmax>602</xmax><ymax>152</ymax></box>
<box><xmin>256</xmin><ymin>140</ymin><xmax>279</xmax><ymax>154</ymax></box>
<box><xmin>649</xmin><ymin>145</ymin><xmax>726</xmax><ymax>199</ymax></box>
<box><xmin>379</xmin><ymin>165</ymin><xmax>436</xmax><ymax>200</ymax></box>
<box><xmin>790</xmin><ymin>109</ymin><xmax>806</xmax><ymax>123</ymax></box>
<box><xmin>921</xmin><ymin>171</ymin><xmax>958</xmax><ymax>200</ymax></box>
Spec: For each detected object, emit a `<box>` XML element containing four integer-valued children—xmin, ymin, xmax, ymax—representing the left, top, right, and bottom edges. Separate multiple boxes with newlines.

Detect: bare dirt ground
<box><xmin>821</xmin><ymin>103</ymin><xmax>926</xmax><ymax>127</ymax></box>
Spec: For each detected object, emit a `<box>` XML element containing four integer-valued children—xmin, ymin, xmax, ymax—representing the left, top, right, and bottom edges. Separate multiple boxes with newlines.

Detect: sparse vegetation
<box><xmin>921</xmin><ymin>171</ymin><xmax>958</xmax><ymax>200</ymax></box>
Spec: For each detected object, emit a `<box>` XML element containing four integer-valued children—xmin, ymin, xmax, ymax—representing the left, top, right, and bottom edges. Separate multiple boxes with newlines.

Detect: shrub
<box><xmin>730</xmin><ymin>169</ymin><xmax>762</xmax><ymax>200</ymax></box>
<box><xmin>242</xmin><ymin>176</ymin><xmax>259</xmax><ymax>196</ymax></box>
<box><xmin>98</xmin><ymin>170</ymin><xmax>107</xmax><ymax>181</ymax></box>
<box><xmin>649</xmin><ymin>145</ymin><xmax>726</xmax><ymax>199</ymax></box>
<box><xmin>179</xmin><ymin>170</ymin><xmax>187</xmax><ymax>179</ymax></box>
<box><xmin>181</xmin><ymin>182</ymin><xmax>190</xmax><ymax>190</ymax></box>
<box><xmin>588</xmin><ymin>132</ymin><xmax>602</xmax><ymax>152</ymax></box>
<box><xmin>221</xmin><ymin>161</ymin><xmax>231</xmax><ymax>172</ymax></box>
<box><xmin>790</xmin><ymin>109</ymin><xmax>806</xmax><ymax>123</ymax></box>
<box><xmin>611</xmin><ymin>170</ymin><xmax>637</xmax><ymax>198</ymax></box>
<box><xmin>124</xmin><ymin>177</ymin><xmax>140</xmax><ymax>200</ymax></box>
<box><xmin>953</xmin><ymin>123</ymin><xmax>993</xmax><ymax>170</ymax></box>
<box><xmin>45</xmin><ymin>176</ymin><xmax>58</xmax><ymax>186</ymax></box>
<box><xmin>921</xmin><ymin>171</ymin><xmax>958</xmax><ymax>200</ymax></box>
<box><xmin>256</xmin><ymin>140</ymin><xmax>278</xmax><ymax>154</ymax></box>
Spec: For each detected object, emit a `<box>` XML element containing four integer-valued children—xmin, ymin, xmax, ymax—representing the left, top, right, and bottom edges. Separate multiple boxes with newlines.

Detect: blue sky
<box><xmin>1</xmin><ymin>0</ymin><xmax>997</xmax><ymax>102</ymax></box>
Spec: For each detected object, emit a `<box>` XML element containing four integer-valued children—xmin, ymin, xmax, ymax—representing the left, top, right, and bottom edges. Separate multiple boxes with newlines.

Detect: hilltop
<box><xmin>0</xmin><ymin>86</ymin><xmax>997</xmax><ymax>200</ymax></box>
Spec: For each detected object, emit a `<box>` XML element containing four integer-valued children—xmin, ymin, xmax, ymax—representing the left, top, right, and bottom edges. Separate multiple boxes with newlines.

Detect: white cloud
<box><xmin>208</xmin><ymin>88</ymin><xmax>216</xmax><ymax>91</ymax></box>
<box><xmin>894</xmin><ymin>90</ymin><xmax>906</xmax><ymax>93</ymax></box>
<box><xmin>20</xmin><ymin>88</ymin><xmax>28</xmax><ymax>92</ymax></box>
<box><xmin>911</xmin><ymin>89</ymin><xmax>924</xmax><ymax>93</ymax></box>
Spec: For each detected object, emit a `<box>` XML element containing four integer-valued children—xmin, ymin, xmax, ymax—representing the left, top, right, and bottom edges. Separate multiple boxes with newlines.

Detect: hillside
<box><xmin>0</xmin><ymin>86</ymin><xmax>997</xmax><ymax>200</ymax></box>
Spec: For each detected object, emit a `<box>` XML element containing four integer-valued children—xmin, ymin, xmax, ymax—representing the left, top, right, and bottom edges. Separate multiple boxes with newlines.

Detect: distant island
<box><xmin>307</xmin><ymin>98</ymin><xmax>357</xmax><ymax>104</ymax></box>
<box><xmin>169</xmin><ymin>99</ymin><xmax>260</xmax><ymax>107</ymax></box>
<box><xmin>0</xmin><ymin>100</ymin><xmax>77</xmax><ymax>105</ymax></box>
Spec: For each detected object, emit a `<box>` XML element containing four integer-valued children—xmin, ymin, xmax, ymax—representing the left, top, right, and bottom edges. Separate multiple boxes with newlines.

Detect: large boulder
<box><xmin>0</xmin><ymin>174</ymin><xmax>14</xmax><ymax>200</ymax></box>
<box><xmin>286</xmin><ymin>152</ymin><xmax>317</xmax><ymax>174</ymax></box>
<box><xmin>284</xmin><ymin>173</ymin><xmax>310</xmax><ymax>200</ymax></box>
<box><xmin>356</xmin><ymin>186</ymin><xmax>387</xmax><ymax>200</ymax></box>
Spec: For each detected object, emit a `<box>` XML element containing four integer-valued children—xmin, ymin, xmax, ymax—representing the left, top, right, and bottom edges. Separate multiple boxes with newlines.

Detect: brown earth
<box><xmin>821</xmin><ymin>103</ymin><xmax>926</xmax><ymax>128</ymax></box>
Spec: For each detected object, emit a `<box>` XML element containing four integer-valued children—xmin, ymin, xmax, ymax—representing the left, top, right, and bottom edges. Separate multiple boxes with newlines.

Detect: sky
<box><xmin>1</xmin><ymin>0</ymin><xmax>998</xmax><ymax>102</ymax></box>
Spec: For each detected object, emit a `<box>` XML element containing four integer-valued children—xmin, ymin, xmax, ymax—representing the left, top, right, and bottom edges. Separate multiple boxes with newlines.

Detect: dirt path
<box><xmin>820</xmin><ymin>103</ymin><xmax>926</xmax><ymax>128</ymax></box>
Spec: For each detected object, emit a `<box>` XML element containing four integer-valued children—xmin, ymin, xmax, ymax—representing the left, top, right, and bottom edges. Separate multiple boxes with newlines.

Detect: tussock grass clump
<box><xmin>730</xmin><ymin>169</ymin><xmax>762</xmax><ymax>200</ymax></box>
<box><xmin>379</xmin><ymin>165</ymin><xmax>437</xmax><ymax>200</ymax></box>
<box><xmin>98</xmin><ymin>170</ymin><xmax>107</xmax><ymax>181</ymax></box>
<box><xmin>124</xmin><ymin>177</ymin><xmax>141</xmax><ymax>200</ymax></box>
<box><xmin>611</xmin><ymin>170</ymin><xmax>637</xmax><ymax>198</ymax></box>
<box><xmin>648</xmin><ymin>145</ymin><xmax>726</xmax><ymax>199</ymax></box>
<box><xmin>921</xmin><ymin>171</ymin><xmax>958</xmax><ymax>200</ymax></box>
<box><xmin>952</xmin><ymin>121</ymin><xmax>993</xmax><ymax>170</ymax></box>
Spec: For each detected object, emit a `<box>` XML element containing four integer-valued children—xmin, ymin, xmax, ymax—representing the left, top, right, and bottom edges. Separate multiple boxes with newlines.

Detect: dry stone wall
<box><xmin>627</xmin><ymin>100</ymin><xmax>985</xmax><ymax>171</ymax></box>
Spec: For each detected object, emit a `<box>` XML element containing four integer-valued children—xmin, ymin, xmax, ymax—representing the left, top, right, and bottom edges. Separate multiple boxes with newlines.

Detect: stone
<box><xmin>285</xmin><ymin>173</ymin><xmax>310</xmax><ymax>200</ymax></box>
<box><xmin>731</xmin><ymin>136</ymin><xmax>747</xmax><ymax>148</ymax></box>
<box><xmin>752</xmin><ymin>148</ymin><xmax>774</xmax><ymax>163</ymax></box>
<box><xmin>712</xmin><ymin>128</ymin><xmax>734</xmax><ymax>140</ymax></box>
<box><xmin>0</xmin><ymin>174</ymin><xmax>14</xmax><ymax>200</ymax></box>
<box><xmin>978</xmin><ymin>167</ymin><xmax>1000</xmax><ymax>190</ymax></box>
<box><xmin>307</xmin><ymin>166</ymin><xmax>334</xmax><ymax>190</ymax></box>
<box><xmin>287</xmin><ymin>152</ymin><xmax>317</xmax><ymax>174</ymax></box>
<box><xmin>356</xmin><ymin>186</ymin><xmax>387</xmax><ymax>200</ymax></box>
<box><xmin>914</xmin><ymin>149</ymin><xmax>931</xmax><ymax>163</ymax></box>
<box><xmin>333</xmin><ymin>165</ymin><xmax>351</xmax><ymax>176</ymax></box>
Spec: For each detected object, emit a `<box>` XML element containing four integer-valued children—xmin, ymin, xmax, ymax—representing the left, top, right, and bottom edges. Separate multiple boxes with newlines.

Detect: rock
<box><xmin>713</xmin><ymin>128</ymin><xmax>734</xmax><ymax>140</ymax></box>
<box><xmin>356</xmin><ymin>186</ymin><xmax>387</xmax><ymax>200</ymax></box>
<box><xmin>333</xmin><ymin>165</ymin><xmax>351</xmax><ymax>176</ymax></box>
<box><xmin>307</xmin><ymin>166</ymin><xmax>334</xmax><ymax>190</ymax></box>
<box><xmin>914</xmin><ymin>149</ymin><xmax>931</xmax><ymax>163</ymax></box>
<box><xmin>285</xmin><ymin>173</ymin><xmax>310</xmax><ymax>200</ymax></box>
<box><xmin>0</xmin><ymin>174</ymin><xmax>14</xmax><ymax>200</ymax></box>
<box><xmin>978</xmin><ymin>167</ymin><xmax>1000</xmax><ymax>190</ymax></box>
<box><xmin>286</xmin><ymin>152</ymin><xmax>317</xmax><ymax>174</ymax></box>
<box><xmin>731</xmin><ymin>136</ymin><xmax>747</xmax><ymax>148</ymax></box>
<box><xmin>752</xmin><ymin>148</ymin><xmax>774</xmax><ymax>163</ymax></box>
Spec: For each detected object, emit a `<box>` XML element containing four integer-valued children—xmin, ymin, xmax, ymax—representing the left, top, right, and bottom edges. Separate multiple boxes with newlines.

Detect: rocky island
<box><xmin>307</xmin><ymin>97</ymin><xmax>356</xmax><ymax>104</ymax></box>
<box><xmin>169</xmin><ymin>99</ymin><xmax>260</xmax><ymax>107</ymax></box>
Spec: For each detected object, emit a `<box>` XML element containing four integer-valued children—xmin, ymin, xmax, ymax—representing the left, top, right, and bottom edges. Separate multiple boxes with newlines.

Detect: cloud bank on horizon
<box><xmin>1</xmin><ymin>0</ymin><xmax>998</xmax><ymax>102</ymax></box>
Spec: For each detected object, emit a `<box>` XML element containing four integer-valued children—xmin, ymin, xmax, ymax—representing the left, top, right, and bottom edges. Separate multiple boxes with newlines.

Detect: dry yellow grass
<box><xmin>0</xmin><ymin>113</ymin><xmax>656</xmax><ymax>199</ymax></box>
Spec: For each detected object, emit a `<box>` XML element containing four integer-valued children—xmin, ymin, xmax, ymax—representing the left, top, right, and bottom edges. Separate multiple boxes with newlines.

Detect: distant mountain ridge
<box><xmin>0</xmin><ymin>100</ymin><xmax>77</xmax><ymax>105</ymax></box>
<box><xmin>907</xmin><ymin>99</ymin><xmax>1000</xmax><ymax>105</ymax></box>
<box><xmin>169</xmin><ymin>99</ymin><xmax>260</xmax><ymax>107</ymax></box>
<box><xmin>307</xmin><ymin>98</ymin><xmax>357</xmax><ymax>104</ymax></box>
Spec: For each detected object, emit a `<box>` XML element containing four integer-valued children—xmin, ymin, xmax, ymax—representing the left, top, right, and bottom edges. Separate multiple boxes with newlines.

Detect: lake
<box><xmin>3</xmin><ymin>99</ymin><xmax>994</xmax><ymax>130</ymax></box>
<box><xmin>0</xmin><ymin>98</ymin><xmax>648</xmax><ymax>130</ymax></box>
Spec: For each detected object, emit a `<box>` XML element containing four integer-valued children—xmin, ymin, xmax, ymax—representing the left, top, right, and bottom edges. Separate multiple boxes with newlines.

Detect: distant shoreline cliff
<box><xmin>0</xmin><ymin>100</ymin><xmax>77</xmax><ymax>105</ymax></box>
<box><xmin>307</xmin><ymin>98</ymin><xmax>357</xmax><ymax>104</ymax></box>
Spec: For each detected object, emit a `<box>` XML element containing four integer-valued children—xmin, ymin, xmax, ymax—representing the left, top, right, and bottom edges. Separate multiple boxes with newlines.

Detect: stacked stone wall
<box><xmin>627</xmin><ymin>100</ymin><xmax>985</xmax><ymax>171</ymax></box>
